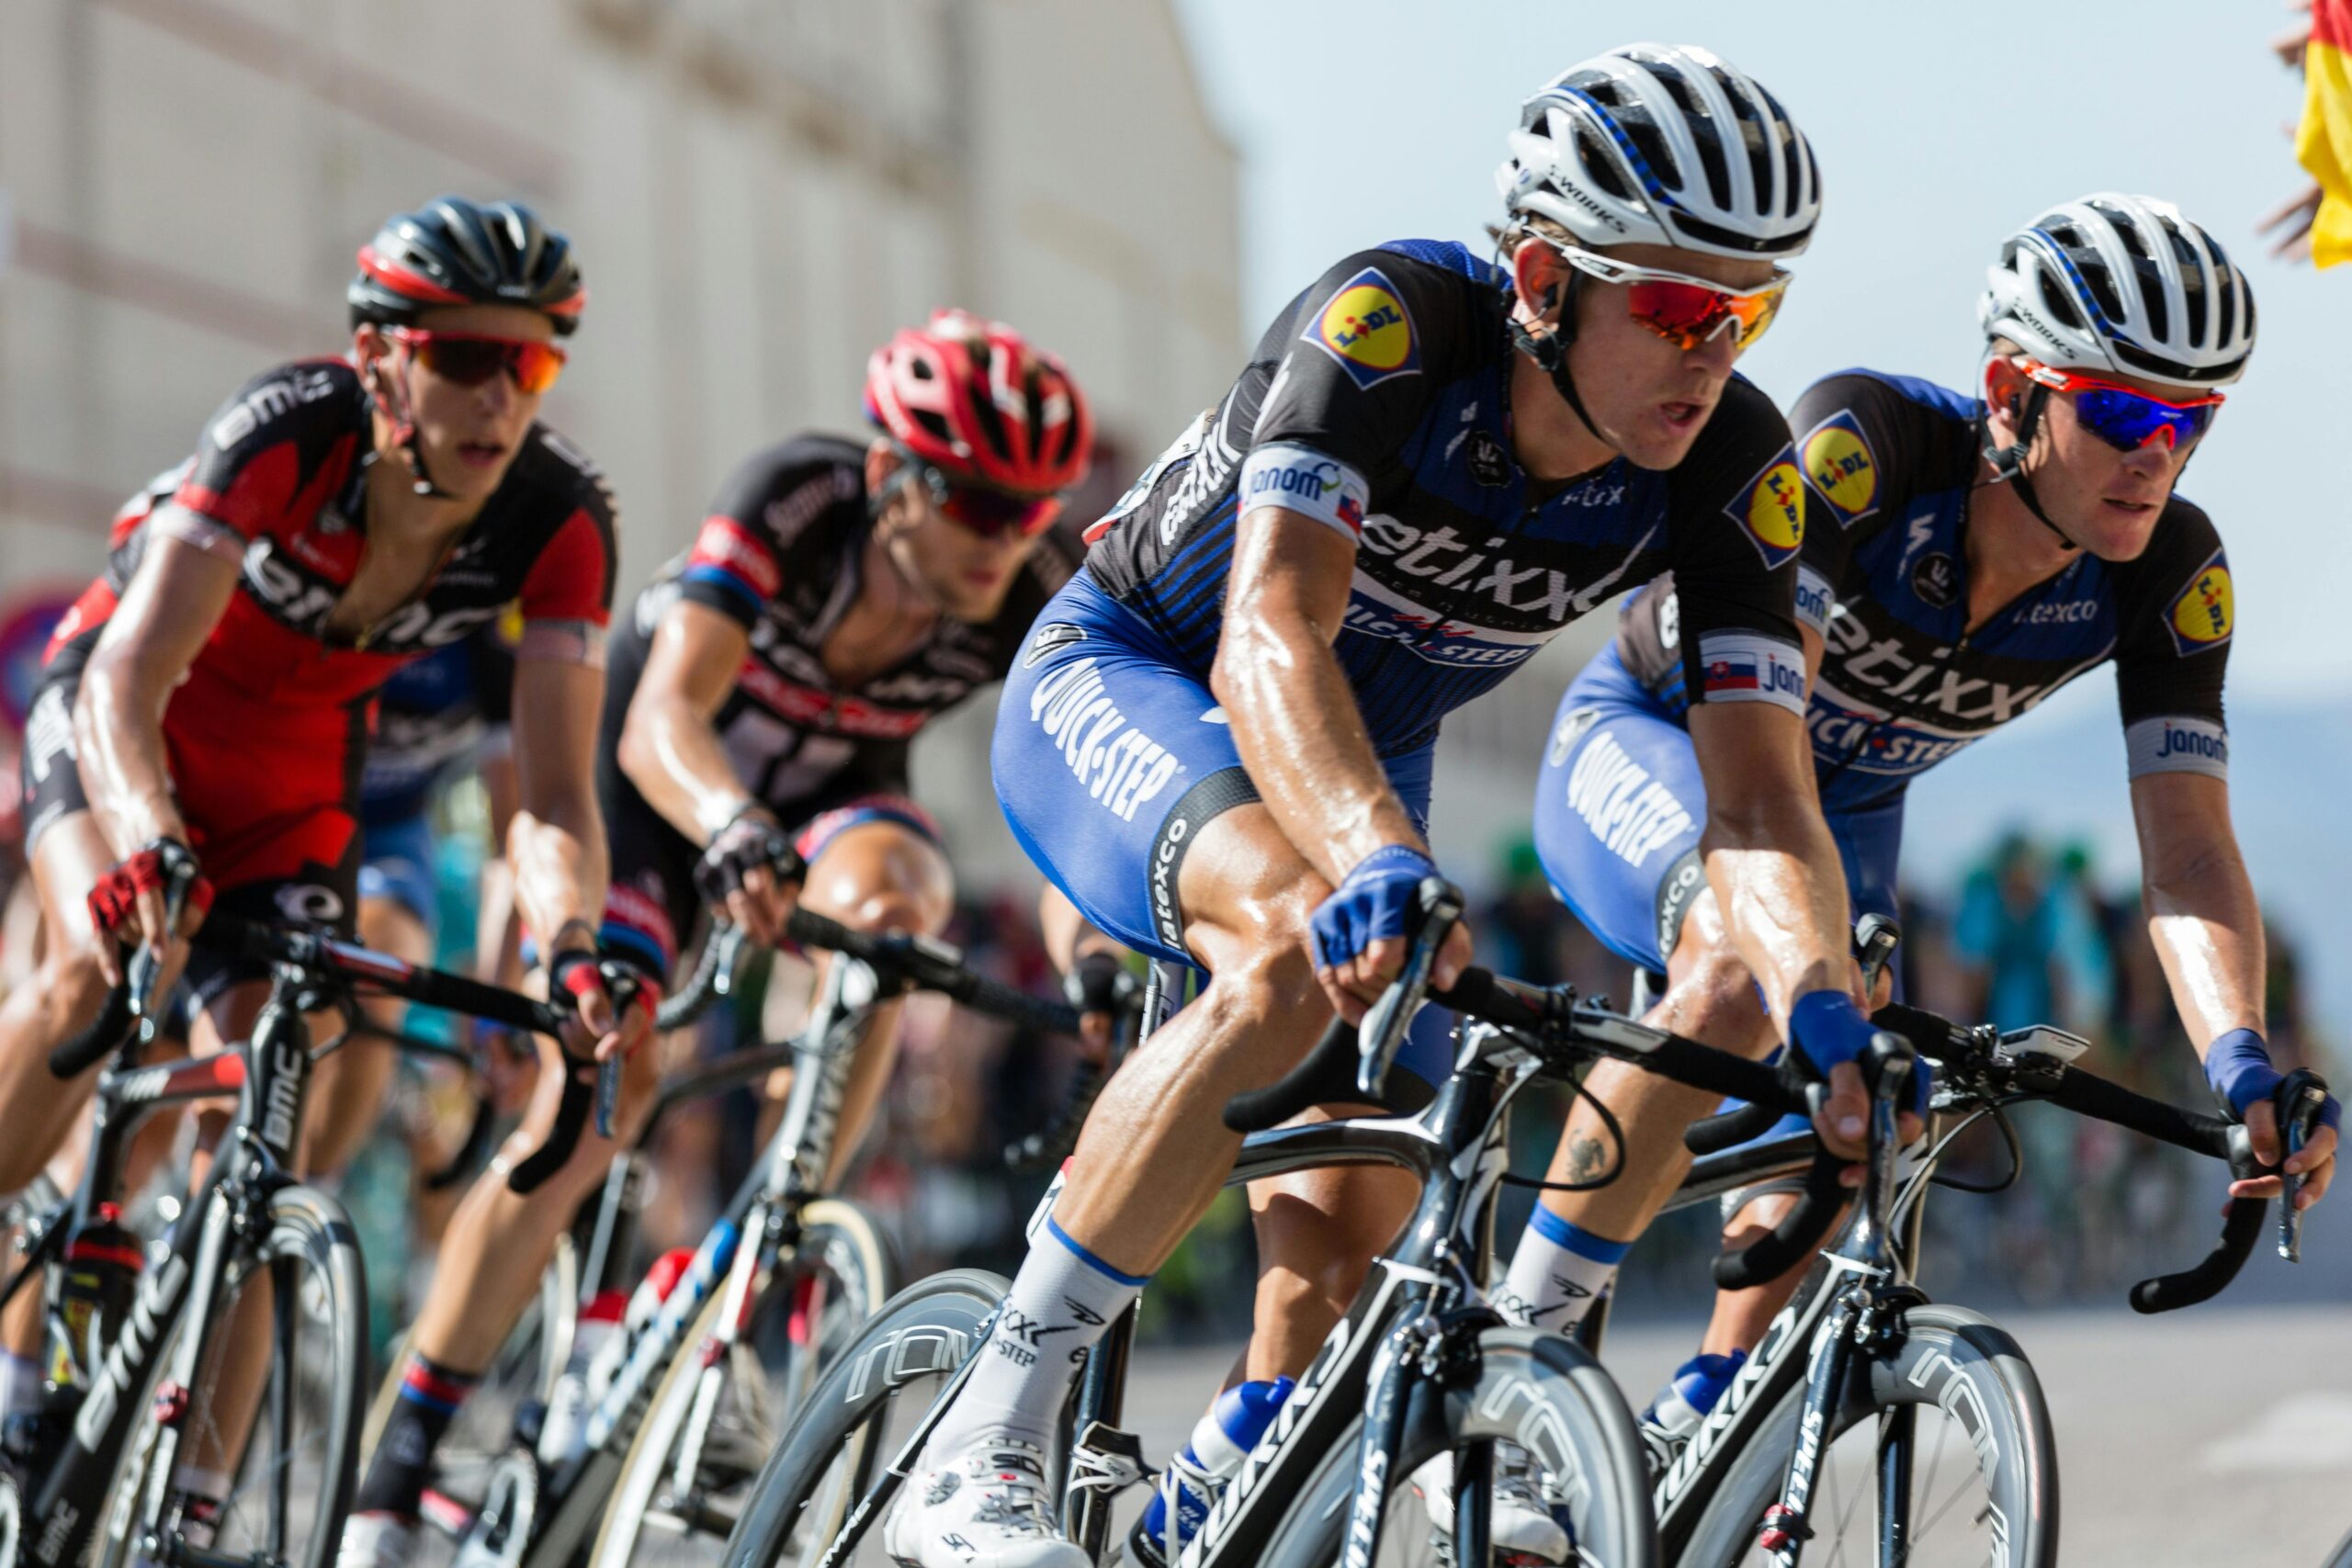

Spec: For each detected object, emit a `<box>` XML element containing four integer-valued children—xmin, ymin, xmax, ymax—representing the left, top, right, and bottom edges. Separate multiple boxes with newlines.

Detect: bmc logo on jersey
<box><xmin>1800</xmin><ymin>411</ymin><xmax>1879</xmax><ymax>526</ymax></box>
<box><xmin>2165</xmin><ymin>551</ymin><xmax>2233</xmax><ymax>655</ymax></box>
<box><xmin>1305</xmin><ymin>267</ymin><xmax>1420</xmax><ymax>390</ymax></box>
<box><xmin>1724</xmin><ymin>452</ymin><xmax>1804</xmax><ymax>570</ymax></box>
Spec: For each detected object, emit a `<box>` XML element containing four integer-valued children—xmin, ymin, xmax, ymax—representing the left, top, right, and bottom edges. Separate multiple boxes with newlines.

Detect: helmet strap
<box><xmin>1979</xmin><ymin>384</ymin><xmax>2076</xmax><ymax>552</ymax></box>
<box><xmin>1506</xmin><ymin>271</ymin><xmax>1603</xmax><ymax>442</ymax></box>
<box><xmin>368</xmin><ymin>341</ymin><xmax>456</xmax><ymax>502</ymax></box>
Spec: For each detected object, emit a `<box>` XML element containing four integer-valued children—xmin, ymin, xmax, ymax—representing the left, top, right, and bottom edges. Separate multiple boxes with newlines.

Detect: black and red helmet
<box><xmin>349</xmin><ymin>197</ymin><xmax>586</xmax><ymax>337</ymax></box>
<box><xmin>864</xmin><ymin>310</ymin><xmax>1093</xmax><ymax>496</ymax></box>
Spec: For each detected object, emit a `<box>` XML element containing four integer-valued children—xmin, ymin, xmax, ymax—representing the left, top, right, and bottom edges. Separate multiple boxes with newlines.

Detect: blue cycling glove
<box><xmin>1310</xmin><ymin>846</ymin><xmax>1437</xmax><ymax>973</ymax></box>
<box><xmin>1790</xmin><ymin>989</ymin><xmax>1927</xmax><ymax>1115</ymax></box>
<box><xmin>2206</xmin><ymin>1028</ymin><xmax>2345</xmax><ymax>1134</ymax></box>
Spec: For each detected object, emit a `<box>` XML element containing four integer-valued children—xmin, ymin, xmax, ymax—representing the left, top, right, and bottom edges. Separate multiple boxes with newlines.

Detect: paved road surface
<box><xmin>1119</xmin><ymin>1305</ymin><xmax>2352</xmax><ymax>1566</ymax></box>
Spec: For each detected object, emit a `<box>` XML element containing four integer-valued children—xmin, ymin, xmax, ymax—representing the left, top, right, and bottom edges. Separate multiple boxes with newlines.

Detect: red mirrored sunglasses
<box><xmin>390</xmin><ymin>328</ymin><xmax>568</xmax><ymax>395</ymax></box>
<box><xmin>898</xmin><ymin>448</ymin><xmax>1062</xmax><ymax>538</ymax></box>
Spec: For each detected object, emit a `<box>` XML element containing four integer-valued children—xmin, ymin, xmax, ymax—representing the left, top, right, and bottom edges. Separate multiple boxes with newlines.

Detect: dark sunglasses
<box><xmin>390</xmin><ymin>328</ymin><xmax>568</xmax><ymax>395</ymax></box>
<box><xmin>896</xmin><ymin>448</ymin><xmax>1062</xmax><ymax>538</ymax></box>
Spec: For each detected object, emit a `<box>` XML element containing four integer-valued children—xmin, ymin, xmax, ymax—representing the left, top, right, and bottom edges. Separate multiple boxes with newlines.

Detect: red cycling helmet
<box><xmin>864</xmin><ymin>310</ymin><xmax>1093</xmax><ymax>498</ymax></box>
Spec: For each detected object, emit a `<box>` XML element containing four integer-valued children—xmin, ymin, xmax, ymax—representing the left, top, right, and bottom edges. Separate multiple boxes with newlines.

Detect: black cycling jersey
<box><xmin>606</xmin><ymin>433</ymin><xmax>1073</xmax><ymax>807</ymax></box>
<box><xmin>1614</xmin><ymin>369</ymin><xmax>2233</xmax><ymax>814</ymax></box>
<box><xmin>1079</xmin><ymin>239</ymin><xmax>1809</xmax><ymax>755</ymax></box>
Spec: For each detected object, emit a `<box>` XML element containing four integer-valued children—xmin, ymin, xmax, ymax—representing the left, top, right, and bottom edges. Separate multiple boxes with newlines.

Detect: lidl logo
<box><xmin>1801</xmin><ymin>412</ymin><xmax>1878</xmax><ymax>525</ymax></box>
<box><xmin>1305</xmin><ymin>267</ymin><xmax>1421</xmax><ymax>389</ymax></box>
<box><xmin>1724</xmin><ymin>452</ymin><xmax>1804</xmax><ymax>569</ymax></box>
<box><xmin>2165</xmin><ymin>553</ymin><xmax>2233</xmax><ymax>655</ymax></box>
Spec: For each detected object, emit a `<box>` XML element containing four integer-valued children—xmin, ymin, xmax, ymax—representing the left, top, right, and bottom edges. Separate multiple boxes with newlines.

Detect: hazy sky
<box><xmin>1171</xmin><ymin>0</ymin><xmax>2345</xmax><ymax>704</ymax></box>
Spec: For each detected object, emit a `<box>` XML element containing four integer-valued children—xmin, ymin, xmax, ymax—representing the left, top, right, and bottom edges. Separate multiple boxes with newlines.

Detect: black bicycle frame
<box><xmin>26</xmin><ymin>967</ymin><xmax>322</xmax><ymax>1568</ymax></box>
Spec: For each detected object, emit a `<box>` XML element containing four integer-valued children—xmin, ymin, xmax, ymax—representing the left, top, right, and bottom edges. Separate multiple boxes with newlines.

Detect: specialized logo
<box><xmin>2165</xmin><ymin>552</ymin><xmax>2233</xmax><ymax>654</ymax></box>
<box><xmin>1726</xmin><ymin>452</ymin><xmax>1804</xmax><ymax>569</ymax></box>
<box><xmin>1910</xmin><ymin>551</ymin><xmax>1959</xmax><ymax>608</ymax></box>
<box><xmin>1027</xmin><ymin>658</ymin><xmax>1182</xmax><ymax>824</ymax></box>
<box><xmin>1023</xmin><ymin>621</ymin><xmax>1087</xmax><ymax>669</ymax></box>
<box><xmin>1564</xmin><ymin>729</ymin><xmax>1696</xmax><ymax>869</ymax></box>
<box><xmin>1305</xmin><ymin>267</ymin><xmax>1421</xmax><ymax>390</ymax></box>
<box><xmin>1466</xmin><ymin>429</ymin><xmax>1511</xmax><ymax>488</ymax></box>
<box><xmin>1800</xmin><ymin>411</ymin><xmax>1879</xmax><ymax>525</ymax></box>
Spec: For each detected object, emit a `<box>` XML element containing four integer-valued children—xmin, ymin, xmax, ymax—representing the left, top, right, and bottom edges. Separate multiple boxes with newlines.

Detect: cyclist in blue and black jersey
<box><xmin>1513</xmin><ymin>193</ymin><xmax>2340</xmax><ymax>1481</ymax></box>
<box><xmin>887</xmin><ymin>45</ymin><xmax>1898</xmax><ymax>1568</ymax></box>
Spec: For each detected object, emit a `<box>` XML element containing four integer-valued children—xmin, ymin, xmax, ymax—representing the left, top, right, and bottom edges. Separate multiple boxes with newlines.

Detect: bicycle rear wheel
<box><xmin>1256</xmin><ymin>1326</ymin><xmax>1657</xmax><ymax>1568</ymax></box>
<box><xmin>591</xmin><ymin>1199</ymin><xmax>898</xmax><ymax>1568</ymax></box>
<box><xmin>95</xmin><ymin>1184</ymin><xmax>368</xmax><ymax>1568</ymax></box>
<box><xmin>718</xmin><ymin>1269</ymin><xmax>1006</xmax><ymax>1568</ymax></box>
<box><xmin>1672</xmin><ymin>1305</ymin><xmax>2057</xmax><ymax>1568</ymax></box>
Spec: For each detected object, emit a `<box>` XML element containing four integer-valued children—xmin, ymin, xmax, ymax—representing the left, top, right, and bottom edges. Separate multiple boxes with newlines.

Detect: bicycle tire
<box><xmin>1254</xmin><ymin>1326</ymin><xmax>1657</xmax><ymax>1568</ymax></box>
<box><xmin>358</xmin><ymin>1231</ymin><xmax>577</xmax><ymax>1485</ymax></box>
<box><xmin>719</xmin><ymin>1269</ymin><xmax>1007</xmax><ymax>1568</ymax></box>
<box><xmin>1672</xmin><ymin>1304</ymin><xmax>2056</xmax><ymax>1568</ymax></box>
<box><xmin>590</xmin><ymin>1199</ymin><xmax>899</xmax><ymax>1568</ymax></box>
<box><xmin>93</xmin><ymin>1184</ymin><xmax>368</xmax><ymax>1568</ymax></box>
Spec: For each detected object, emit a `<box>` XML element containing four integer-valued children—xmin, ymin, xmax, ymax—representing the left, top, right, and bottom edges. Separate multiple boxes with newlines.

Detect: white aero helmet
<box><xmin>1980</xmin><ymin>194</ymin><xmax>2256</xmax><ymax>389</ymax></box>
<box><xmin>1498</xmin><ymin>43</ymin><xmax>1821</xmax><ymax>260</ymax></box>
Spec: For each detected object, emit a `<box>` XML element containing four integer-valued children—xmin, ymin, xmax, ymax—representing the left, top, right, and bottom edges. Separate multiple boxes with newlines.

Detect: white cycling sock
<box><xmin>1495</xmin><ymin>1205</ymin><xmax>1630</xmax><ymax>1331</ymax></box>
<box><xmin>925</xmin><ymin>1214</ymin><xmax>1144</xmax><ymax>1456</ymax></box>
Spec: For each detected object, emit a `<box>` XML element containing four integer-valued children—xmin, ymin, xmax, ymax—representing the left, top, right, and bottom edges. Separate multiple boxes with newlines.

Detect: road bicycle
<box><xmin>356</xmin><ymin>908</ymin><xmax>1087</xmax><ymax>1568</ymax></box>
<box><xmin>2</xmin><ymin>888</ymin><xmax>578</xmax><ymax>1568</ymax></box>
<box><xmin>716</xmin><ymin>880</ymin><xmax>1846</xmax><ymax>1568</ymax></box>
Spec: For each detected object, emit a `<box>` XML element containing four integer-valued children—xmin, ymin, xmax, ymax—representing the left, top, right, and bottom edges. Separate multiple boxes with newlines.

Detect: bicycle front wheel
<box><xmin>1258</xmin><ymin>1325</ymin><xmax>1658</xmax><ymax>1568</ymax></box>
<box><xmin>719</xmin><ymin>1269</ymin><xmax>1006</xmax><ymax>1568</ymax></box>
<box><xmin>592</xmin><ymin>1199</ymin><xmax>899</xmax><ymax>1568</ymax></box>
<box><xmin>1672</xmin><ymin>1304</ymin><xmax>2057</xmax><ymax>1568</ymax></box>
<box><xmin>96</xmin><ymin>1183</ymin><xmax>368</xmax><ymax>1568</ymax></box>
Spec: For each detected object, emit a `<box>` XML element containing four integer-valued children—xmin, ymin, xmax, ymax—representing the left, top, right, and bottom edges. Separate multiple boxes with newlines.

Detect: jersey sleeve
<box><xmin>158</xmin><ymin>361</ymin><xmax>355</xmax><ymax>563</ymax></box>
<box><xmin>1789</xmin><ymin>372</ymin><xmax>1914</xmax><ymax>637</ymax></box>
<box><xmin>1234</xmin><ymin>250</ymin><xmax>1463</xmax><ymax>543</ymax></box>
<box><xmin>514</xmin><ymin>468</ymin><xmax>618</xmax><ymax>668</ymax></box>
<box><xmin>2112</xmin><ymin>500</ymin><xmax>2233</xmax><ymax>781</ymax></box>
<box><xmin>676</xmin><ymin>446</ymin><xmax>857</xmax><ymax>626</ymax></box>
<box><xmin>1661</xmin><ymin>376</ymin><xmax>1807</xmax><ymax>715</ymax></box>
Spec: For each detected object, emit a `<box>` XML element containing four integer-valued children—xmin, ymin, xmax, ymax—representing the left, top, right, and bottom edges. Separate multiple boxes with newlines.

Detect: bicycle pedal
<box><xmin>1070</xmin><ymin>1420</ymin><xmax>1150</xmax><ymax>1494</ymax></box>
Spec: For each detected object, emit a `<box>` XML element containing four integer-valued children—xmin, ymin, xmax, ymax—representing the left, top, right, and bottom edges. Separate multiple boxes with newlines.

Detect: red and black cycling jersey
<box><xmin>1615</xmin><ymin>369</ymin><xmax>2233</xmax><ymax>814</ymax></box>
<box><xmin>33</xmin><ymin>357</ymin><xmax>616</xmax><ymax>871</ymax></box>
<box><xmin>1079</xmin><ymin>239</ymin><xmax>1809</xmax><ymax>754</ymax></box>
<box><xmin>612</xmin><ymin>434</ymin><xmax>1072</xmax><ymax>808</ymax></box>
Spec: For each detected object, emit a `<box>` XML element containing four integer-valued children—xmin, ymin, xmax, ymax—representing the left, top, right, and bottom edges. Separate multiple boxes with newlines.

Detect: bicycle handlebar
<box><xmin>51</xmin><ymin>911</ymin><xmax>570</xmax><ymax>1081</ymax></box>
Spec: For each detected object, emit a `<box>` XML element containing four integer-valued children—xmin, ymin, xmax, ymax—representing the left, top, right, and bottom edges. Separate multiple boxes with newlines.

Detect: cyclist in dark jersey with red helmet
<box><xmin>338</xmin><ymin>309</ymin><xmax>1099</xmax><ymax>1567</ymax></box>
<box><xmin>0</xmin><ymin>197</ymin><xmax>650</xmax><ymax>1546</ymax></box>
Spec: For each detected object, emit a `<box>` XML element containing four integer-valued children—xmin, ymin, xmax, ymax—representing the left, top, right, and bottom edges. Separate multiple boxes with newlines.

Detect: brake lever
<box><xmin>2275</xmin><ymin>1069</ymin><xmax>2330</xmax><ymax>1263</ymax></box>
<box><xmin>1355</xmin><ymin>878</ymin><xmax>1462</xmax><ymax>1100</ymax></box>
<box><xmin>130</xmin><ymin>858</ymin><xmax>202</xmax><ymax>1046</ymax></box>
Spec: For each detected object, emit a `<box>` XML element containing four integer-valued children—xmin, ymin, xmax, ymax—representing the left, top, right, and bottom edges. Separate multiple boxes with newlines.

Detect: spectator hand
<box><xmin>2260</xmin><ymin>184</ymin><xmax>2324</xmax><ymax>261</ymax></box>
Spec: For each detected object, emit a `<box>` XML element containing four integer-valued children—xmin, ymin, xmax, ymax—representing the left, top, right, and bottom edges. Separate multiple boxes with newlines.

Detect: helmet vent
<box><xmin>1576</xmin><ymin>130</ymin><xmax>1633</xmax><ymax>201</ymax></box>
<box><xmin>2036</xmin><ymin>270</ymin><xmax>2086</xmax><ymax>333</ymax></box>
<box><xmin>1652</xmin><ymin>62</ymin><xmax>1732</xmax><ymax>211</ymax></box>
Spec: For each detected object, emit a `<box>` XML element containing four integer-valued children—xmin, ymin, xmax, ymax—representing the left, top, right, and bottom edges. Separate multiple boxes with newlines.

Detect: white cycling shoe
<box><xmin>882</xmin><ymin>1432</ymin><xmax>1087</xmax><ymax>1568</ymax></box>
<box><xmin>334</xmin><ymin>1512</ymin><xmax>418</xmax><ymax>1568</ymax></box>
<box><xmin>1408</xmin><ymin>1449</ymin><xmax>1570</xmax><ymax>1564</ymax></box>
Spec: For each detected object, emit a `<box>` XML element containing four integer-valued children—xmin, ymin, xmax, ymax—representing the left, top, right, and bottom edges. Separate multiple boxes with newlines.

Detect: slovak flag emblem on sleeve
<box><xmin>1705</xmin><ymin>654</ymin><xmax>1760</xmax><ymax>692</ymax></box>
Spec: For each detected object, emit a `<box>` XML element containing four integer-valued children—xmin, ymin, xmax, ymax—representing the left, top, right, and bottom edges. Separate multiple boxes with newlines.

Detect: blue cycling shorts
<box><xmin>1532</xmin><ymin>644</ymin><xmax>1903</xmax><ymax>979</ymax></box>
<box><xmin>995</xmin><ymin>570</ymin><xmax>1450</xmax><ymax>1087</ymax></box>
<box><xmin>357</xmin><ymin>811</ymin><xmax>438</xmax><ymax>937</ymax></box>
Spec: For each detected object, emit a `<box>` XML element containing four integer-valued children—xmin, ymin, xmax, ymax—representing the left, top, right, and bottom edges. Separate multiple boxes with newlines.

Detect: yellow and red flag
<box><xmin>2301</xmin><ymin>0</ymin><xmax>2352</xmax><ymax>266</ymax></box>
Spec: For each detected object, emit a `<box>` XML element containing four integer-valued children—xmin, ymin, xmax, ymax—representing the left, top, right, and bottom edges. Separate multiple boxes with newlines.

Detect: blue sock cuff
<box><xmin>1528</xmin><ymin>1205</ymin><xmax>1632</xmax><ymax>1264</ymax></box>
<box><xmin>1044</xmin><ymin>1213</ymin><xmax>1151</xmax><ymax>1288</ymax></box>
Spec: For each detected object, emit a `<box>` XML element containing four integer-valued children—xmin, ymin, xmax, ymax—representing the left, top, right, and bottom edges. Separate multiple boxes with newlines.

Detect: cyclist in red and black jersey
<box><xmin>338</xmin><ymin>310</ymin><xmax>1101</xmax><ymax>1566</ymax></box>
<box><xmin>0</xmin><ymin>198</ymin><xmax>652</xmax><ymax>1540</ymax></box>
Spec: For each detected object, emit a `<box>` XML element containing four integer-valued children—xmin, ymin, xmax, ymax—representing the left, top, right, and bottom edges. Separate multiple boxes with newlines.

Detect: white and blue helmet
<box><xmin>1980</xmin><ymin>194</ymin><xmax>2256</xmax><ymax>388</ymax></box>
<box><xmin>1498</xmin><ymin>43</ymin><xmax>1822</xmax><ymax>260</ymax></box>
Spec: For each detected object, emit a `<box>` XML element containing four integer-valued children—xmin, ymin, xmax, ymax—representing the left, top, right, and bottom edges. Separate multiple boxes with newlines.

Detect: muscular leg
<box><xmin>789</xmin><ymin>819</ymin><xmax>955</xmax><ymax>1189</ymax></box>
<box><xmin>1500</xmin><ymin>892</ymin><xmax>1777</xmax><ymax>1326</ymax></box>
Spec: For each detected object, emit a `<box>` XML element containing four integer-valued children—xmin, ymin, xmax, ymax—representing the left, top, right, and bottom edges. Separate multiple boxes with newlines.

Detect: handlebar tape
<box><xmin>49</xmin><ymin>982</ymin><xmax>136</xmax><ymax>1079</ymax></box>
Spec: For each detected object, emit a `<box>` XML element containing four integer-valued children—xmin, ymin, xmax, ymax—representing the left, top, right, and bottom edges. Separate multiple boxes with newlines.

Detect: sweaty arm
<box><xmin>616</xmin><ymin>599</ymin><xmax>757</xmax><ymax>844</ymax></box>
<box><xmin>506</xmin><ymin>658</ymin><xmax>612</xmax><ymax>963</ymax></box>
<box><xmin>1212</xmin><ymin>510</ymin><xmax>1422</xmax><ymax>887</ymax></box>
